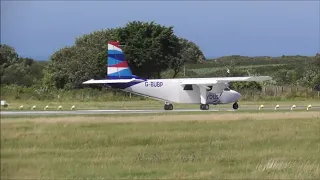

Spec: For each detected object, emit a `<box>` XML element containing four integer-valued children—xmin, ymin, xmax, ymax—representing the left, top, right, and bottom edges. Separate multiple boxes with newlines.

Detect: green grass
<box><xmin>1</xmin><ymin>108</ymin><xmax>319</xmax><ymax>120</ymax></box>
<box><xmin>1</xmin><ymin>113</ymin><xmax>320</xmax><ymax>179</ymax></box>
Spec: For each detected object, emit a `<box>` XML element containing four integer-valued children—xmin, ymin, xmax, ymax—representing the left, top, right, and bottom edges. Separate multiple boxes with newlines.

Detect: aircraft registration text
<box><xmin>145</xmin><ymin>81</ymin><xmax>163</xmax><ymax>87</ymax></box>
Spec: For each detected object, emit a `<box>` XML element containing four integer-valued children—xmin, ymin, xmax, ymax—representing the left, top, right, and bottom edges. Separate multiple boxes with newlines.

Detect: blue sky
<box><xmin>1</xmin><ymin>1</ymin><xmax>319</xmax><ymax>60</ymax></box>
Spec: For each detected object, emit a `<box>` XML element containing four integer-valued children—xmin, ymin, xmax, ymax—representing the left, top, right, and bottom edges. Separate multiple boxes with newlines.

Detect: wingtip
<box><xmin>82</xmin><ymin>79</ymin><xmax>94</xmax><ymax>84</ymax></box>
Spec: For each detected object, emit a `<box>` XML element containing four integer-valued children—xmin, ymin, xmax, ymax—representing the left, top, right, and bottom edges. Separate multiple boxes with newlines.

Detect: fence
<box><xmin>238</xmin><ymin>85</ymin><xmax>319</xmax><ymax>101</ymax></box>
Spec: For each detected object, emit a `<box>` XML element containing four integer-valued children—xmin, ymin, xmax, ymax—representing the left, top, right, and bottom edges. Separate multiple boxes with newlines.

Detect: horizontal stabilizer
<box><xmin>180</xmin><ymin>76</ymin><xmax>272</xmax><ymax>85</ymax></box>
<box><xmin>82</xmin><ymin>78</ymin><xmax>144</xmax><ymax>84</ymax></box>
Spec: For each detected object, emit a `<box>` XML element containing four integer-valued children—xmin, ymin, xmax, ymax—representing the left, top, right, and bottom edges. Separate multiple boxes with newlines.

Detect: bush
<box><xmin>0</xmin><ymin>85</ymin><xmax>147</xmax><ymax>102</ymax></box>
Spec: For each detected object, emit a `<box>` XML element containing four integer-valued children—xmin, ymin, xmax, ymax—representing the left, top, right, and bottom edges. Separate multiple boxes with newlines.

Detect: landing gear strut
<box><xmin>164</xmin><ymin>102</ymin><xmax>173</xmax><ymax>110</ymax></box>
<box><xmin>233</xmin><ymin>102</ymin><xmax>239</xmax><ymax>110</ymax></box>
<box><xmin>200</xmin><ymin>104</ymin><xmax>209</xmax><ymax>110</ymax></box>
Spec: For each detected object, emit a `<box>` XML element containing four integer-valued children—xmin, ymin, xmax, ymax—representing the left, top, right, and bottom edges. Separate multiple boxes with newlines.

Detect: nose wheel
<box><xmin>200</xmin><ymin>104</ymin><xmax>209</xmax><ymax>110</ymax></box>
<box><xmin>233</xmin><ymin>102</ymin><xmax>239</xmax><ymax>110</ymax></box>
<box><xmin>164</xmin><ymin>103</ymin><xmax>173</xmax><ymax>110</ymax></box>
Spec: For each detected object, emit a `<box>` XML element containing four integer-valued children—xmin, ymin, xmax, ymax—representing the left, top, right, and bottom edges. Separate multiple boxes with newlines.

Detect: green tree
<box><xmin>297</xmin><ymin>65</ymin><xmax>320</xmax><ymax>88</ymax></box>
<box><xmin>116</xmin><ymin>21</ymin><xmax>181</xmax><ymax>78</ymax></box>
<box><xmin>1</xmin><ymin>60</ymin><xmax>38</xmax><ymax>87</ymax></box>
<box><xmin>315</xmin><ymin>53</ymin><xmax>320</xmax><ymax>67</ymax></box>
<box><xmin>46</xmin><ymin>45</ymin><xmax>107</xmax><ymax>89</ymax></box>
<box><xmin>0</xmin><ymin>44</ymin><xmax>46</xmax><ymax>87</ymax></box>
<box><xmin>0</xmin><ymin>44</ymin><xmax>19</xmax><ymax>66</ymax></box>
<box><xmin>178</xmin><ymin>38</ymin><xmax>205</xmax><ymax>64</ymax></box>
<box><xmin>46</xmin><ymin>21</ymin><xmax>199</xmax><ymax>88</ymax></box>
<box><xmin>0</xmin><ymin>44</ymin><xmax>19</xmax><ymax>80</ymax></box>
<box><xmin>170</xmin><ymin>38</ymin><xmax>205</xmax><ymax>78</ymax></box>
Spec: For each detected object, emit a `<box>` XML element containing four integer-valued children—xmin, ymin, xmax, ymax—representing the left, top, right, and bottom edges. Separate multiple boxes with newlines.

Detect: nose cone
<box><xmin>219</xmin><ymin>90</ymin><xmax>242</xmax><ymax>104</ymax></box>
<box><xmin>232</xmin><ymin>90</ymin><xmax>241</xmax><ymax>100</ymax></box>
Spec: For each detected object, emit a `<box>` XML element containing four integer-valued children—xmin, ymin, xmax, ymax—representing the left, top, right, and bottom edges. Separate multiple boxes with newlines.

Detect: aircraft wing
<box><xmin>82</xmin><ymin>78</ymin><xmax>144</xmax><ymax>84</ymax></box>
<box><xmin>180</xmin><ymin>76</ymin><xmax>272</xmax><ymax>85</ymax></box>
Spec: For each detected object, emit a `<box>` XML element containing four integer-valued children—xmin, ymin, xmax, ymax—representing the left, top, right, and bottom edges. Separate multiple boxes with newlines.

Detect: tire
<box><xmin>164</xmin><ymin>104</ymin><xmax>173</xmax><ymax>110</ymax></box>
<box><xmin>233</xmin><ymin>103</ymin><xmax>239</xmax><ymax>110</ymax></box>
<box><xmin>200</xmin><ymin>104</ymin><xmax>209</xmax><ymax>110</ymax></box>
<box><xmin>204</xmin><ymin>104</ymin><xmax>209</xmax><ymax>110</ymax></box>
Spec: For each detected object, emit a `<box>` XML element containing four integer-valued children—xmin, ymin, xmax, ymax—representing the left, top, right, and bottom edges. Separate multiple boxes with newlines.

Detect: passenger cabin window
<box><xmin>183</xmin><ymin>84</ymin><xmax>193</xmax><ymax>90</ymax></box>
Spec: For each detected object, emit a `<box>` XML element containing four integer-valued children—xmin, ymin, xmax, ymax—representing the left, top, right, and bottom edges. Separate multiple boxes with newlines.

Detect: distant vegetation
<box><xmin>1</xmin><ymin>21</ymin><xmax>319</xmax><ymax>102</ymax></box>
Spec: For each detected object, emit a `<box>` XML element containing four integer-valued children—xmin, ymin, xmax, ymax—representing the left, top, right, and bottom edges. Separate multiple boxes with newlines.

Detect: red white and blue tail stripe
<box><xmin>83</xmin><ymin>41</ymin><xmax>145</xmax><ymax>88</ymax></box>
<box><xmin>107</xmin><ymin>41</ymin><xmax>133</xmax><ymax>79</ymax></box>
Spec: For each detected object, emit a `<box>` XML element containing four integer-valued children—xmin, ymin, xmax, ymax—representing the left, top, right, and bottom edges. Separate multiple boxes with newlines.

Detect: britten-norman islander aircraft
<box><xmin>83</xmin><ymin>41</ymin><xmax>272</xmax><ymax>110</ymax></box>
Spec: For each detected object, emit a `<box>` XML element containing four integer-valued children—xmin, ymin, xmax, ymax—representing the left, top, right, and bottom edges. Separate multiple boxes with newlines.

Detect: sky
<box><xmin>1</xmin><ymin>0</ymin><xmax>320</xmax><ymax>60</ymax></box>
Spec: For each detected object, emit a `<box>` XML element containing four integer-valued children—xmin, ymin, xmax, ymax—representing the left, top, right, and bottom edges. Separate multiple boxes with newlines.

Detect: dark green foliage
<box><xmin>315</xmin><ymin>53</ymin><xmax>320</xmax><ymax>67</ymax></box>
<box><xmin>230</xmin><ymin>82</ymin><xmax>262</xmax><ymax>91</ymax></box>
<box><xmin>208</xmin><ymin>55</ymin><xmax>312</xmax><ymax>67</ymax></box>
<box><xmin>48</xmin><ymin>46</ymin><xmax>106</xmax><ymax>89</ymax></box>
<box><xmin>116</xmin><ymin>21</ymin><xmax>181</xmax><ymax>78</ymax></box>
<box><xmin>43</xmin><ymin>21</ymin><xmax>204</xmax><ymax>88</ymax></box>
<box><xmin>169</xmin><ymin>38</ymin><xmax>205</xmax><ymax>78</ymax></box>
<box><xmin>0</xmin><ymin>45</ymin><xmax>47</xmax><ymax>87</ymax></box>
<box><xmin>0</xmin><ymin>44</ymin><xmax>19</xmax><ymax>67</ymax></box>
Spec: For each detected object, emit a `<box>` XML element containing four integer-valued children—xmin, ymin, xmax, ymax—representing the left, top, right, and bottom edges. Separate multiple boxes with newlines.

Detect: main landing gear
<box><xmin>233</xmin><ymin>102</ymin><xmax>239</xmax><ymax>110</ymax></box>
<box><xmin>164</xmin><ymin>102</ymin><xmax>173</xmax><ymax>110</ymax></box>
<box><xmin>200</xmin><ymin>104</ymin><xmax>209</xmax><ymax>110</ymax></box>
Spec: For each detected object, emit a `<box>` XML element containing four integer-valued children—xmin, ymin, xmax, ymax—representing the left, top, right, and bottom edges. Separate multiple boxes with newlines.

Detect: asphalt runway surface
<box><xmin>1</xmin><ymin>106</ymin><xmax>319</xmax><ymax>116</ymax></box>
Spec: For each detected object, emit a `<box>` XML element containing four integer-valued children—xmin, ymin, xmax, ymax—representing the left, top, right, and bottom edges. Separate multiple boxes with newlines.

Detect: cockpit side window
<box><xmin>183</xmin><ymin>84</ymin><xmax>193</xmax><ymax>90</ymax></box>
<box><xmin>224</xmin><ymin>87</ymin><xmax>230</xmax><ymax>91</ymax></box>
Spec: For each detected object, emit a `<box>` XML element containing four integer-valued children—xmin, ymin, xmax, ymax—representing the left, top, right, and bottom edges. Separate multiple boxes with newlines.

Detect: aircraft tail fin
<box><xmin>107</xmin><ymin>41</ymin><xmax>134</xmax><ymax>79</ymax></box>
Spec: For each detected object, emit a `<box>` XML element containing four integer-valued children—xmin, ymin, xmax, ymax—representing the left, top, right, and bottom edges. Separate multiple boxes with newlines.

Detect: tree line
<box><xmin>1</xmin><ymin>21</ymin><xmax>319</xmax><ymax>93</ymax></box>
<box><xmin>185</xmin><ymin>54</ymin><xmax>320</xmax><ymax>91</ymax></box>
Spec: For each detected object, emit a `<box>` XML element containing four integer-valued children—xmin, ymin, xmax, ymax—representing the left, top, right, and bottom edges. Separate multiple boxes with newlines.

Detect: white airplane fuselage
<box><xmin>109</xmin><ymin>78</ymin><xmax>241</xmax><ymax>105</ymax></box>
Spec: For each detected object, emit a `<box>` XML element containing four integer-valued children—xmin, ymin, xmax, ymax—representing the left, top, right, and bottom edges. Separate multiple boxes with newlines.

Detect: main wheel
<box><xmin>164</xmin><ymin>104</ymin><xmax>173</xmax><ymax>110</ymax></box>
<box><xmin>200</xmin><ymin>104</ymin><xmax>209</xmax><ymax>110</ymax></box>
<box><xmin>233</xmin><ymin>102</ymin><xmax>239</xmax><ymax>110</ymax></box>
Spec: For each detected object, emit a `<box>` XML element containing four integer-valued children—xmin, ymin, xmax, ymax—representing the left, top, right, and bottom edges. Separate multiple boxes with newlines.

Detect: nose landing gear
<box><xmin>233</xmin><ymin>102</ymin><xmax>239</xmax><ymax>110</ymax></box>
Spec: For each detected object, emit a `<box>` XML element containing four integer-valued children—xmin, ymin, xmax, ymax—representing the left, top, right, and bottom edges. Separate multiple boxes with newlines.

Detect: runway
<box><xmin>1</xmin><ymin>106</ymin><xmax>319</xmax><ymax>116</ymax></box>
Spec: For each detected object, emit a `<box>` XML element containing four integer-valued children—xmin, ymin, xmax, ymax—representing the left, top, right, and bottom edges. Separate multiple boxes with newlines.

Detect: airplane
<box><xmin>83</xmin><ymin>41</ymin><xmax>272</xmax><ymax>110</ymax></box>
